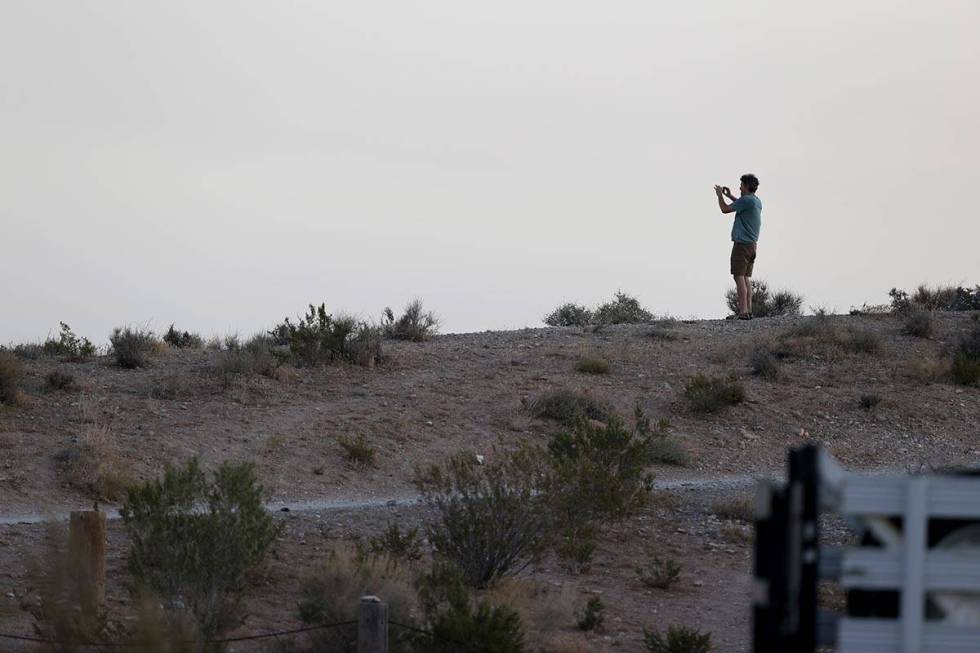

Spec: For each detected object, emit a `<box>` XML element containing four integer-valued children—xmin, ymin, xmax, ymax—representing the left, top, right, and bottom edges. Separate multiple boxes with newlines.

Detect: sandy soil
<box><xmin>1</xmin><ymin>311</ymin><xmax>978</xmax><ymax>651</ymax></box>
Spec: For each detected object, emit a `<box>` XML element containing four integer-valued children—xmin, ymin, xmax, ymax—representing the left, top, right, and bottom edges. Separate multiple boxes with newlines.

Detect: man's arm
<box><xmin>714</xmin><ymin>185</ymin><xmax>736</xmax><ymax>214</ymax></box>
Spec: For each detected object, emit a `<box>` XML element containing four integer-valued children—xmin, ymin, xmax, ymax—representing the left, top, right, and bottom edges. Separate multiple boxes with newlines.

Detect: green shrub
<box><xmin>11</xmin><ymin>343</ymin><xmax>45</xmax><ymax>360</ymax></box>
<box><xmin>554</xmin><ymin>523</ymin><xmax>598</xmax><ymax>574</ymax></box>
<box><xmin>750</xmin><ymin>348</ymin><xmax>780</xmax><ymax>380</ymax></box>
<box><xmin>369</xmin><ymin>523</ymin><xmax>423</xmax><ymax>563</ymax></box>
<box><xmin>543</xmin><ymin>303</ymin><xmax>594</xmax><ymax>327</ymax></box>
<box><xmin>648</xmin><ymin>435</ymin><xmax>689</xmax><ymax>466</ymax></box>
<box><xmin>725</xmin><ymin>280</ymin><xmax>803</xmax><ymax>317</ymax></box>
<box><xmin>890</xmin><ymin>284</ymin><xmax>961</xmax><ymax>312</ymax></box>
<box><xmin>338</xmin><ymin>434</ymin><xmax>376</xmax><ymax>466</ymax></box>
<box><xmin>415</xmin><ymin>447</ymin><xmax>549</xmax><ymax>588</ymax></box>
<box><xmin>575</xmin><ymin>355</ymin><xmax>610</xmax><ymax>374</ymax></box>
<box><xmin>273</xmin><ymin>304</ymin><xmax>383</xmax><ymax>367</ymax></box>
<box><xmin>637</xmin><ymin>556</ymin><xmax>682</xmax><ymax>590</ymax></box>
<box><xmin>684</xmin><ymin>374</ymin><xmax>745</xmax><ymax>413</ymax></box>
<box><xmin>546</xmin><ymin>410</ymin><xmax>659</xmax><ymax>525</ymax></box>
<box><xmin>42</xmin><ymin>322</ymin><xmax>97</xmax><ymax>360</ymax></box>
<box><xmin>119</xmin><ymin>459</ymin><xmax>282</xmax><ymax>639</ymax></box>
<box><xmin>595</xmin><ymin>291</ymin><xmax>654</xmax><ymax>325</ymax></box>
<box><xmin>413</xmin><ymin>560</ymin><xmax>526</xmax><ymax>653</ymax></box>
<box><xmin>382</xmin><ymin>299</ymin><xmax>440</xmax><ymax>341</ymax></box>
<box><xmin>0</xmin><ymin>352</ymin><xmax>21</xmax><ymax>406</ymax></box>
<box><xmin>524</xmin><ymin>390</ymin><xmax>612</xmax><ymax>425</ymax></box>
<box><xmin>859</xmin><ymin>393</ymin><xmax>881</xmax><ymax>410</ymax></box>
<box><xmin>576</xmin><ymin>596</ymin><xmax>604</xmax><ymax>631</ymax></box>
<box><xmin>109</xmin><ymin>327</ymin><xmax>157</xmax><ymax>369</ymax></box>
<box><xmin>903</xmin><ymin>310</ymin><xmax>934</xmax><ymax>338</ymax></box>
<box><xmin>163</xmin><ymin>324</ymin><xmax>204</xmax><ymax>349</ymax></box>
<box><xmin>952</xmin><ymin>323</ymin><xmax>980</xmax><ymax>385</ymax></box>
<box><xmin>45</xmin><ymin>369</ymin><xmax>77</xmax><ymax>391</ymax></box>
<box><xmin>644</xmin><ymin>625</ymin><xmax>713</xmax><ymax>653</ymax></box>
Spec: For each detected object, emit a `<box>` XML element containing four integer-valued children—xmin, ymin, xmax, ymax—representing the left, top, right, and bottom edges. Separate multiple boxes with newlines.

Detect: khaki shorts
<box><xmin>731</xmin><ymin>241</ymin><xmax>757</xmax><ymax>277</ymax></box>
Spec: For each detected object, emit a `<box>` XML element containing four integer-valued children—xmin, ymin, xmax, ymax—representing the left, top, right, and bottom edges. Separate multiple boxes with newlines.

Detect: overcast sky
<box><xmin>2</xmin><ymin>1</ymin><xmax>978</xmax><ymax>343</ymax></box>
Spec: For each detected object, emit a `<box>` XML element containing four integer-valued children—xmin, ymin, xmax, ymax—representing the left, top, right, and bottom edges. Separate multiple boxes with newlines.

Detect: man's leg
<box><xmin>734</xmin><ymin>275</ymin><xmax>748</xmax><ymax>315</ymax></box>
<box><xmin>745</xmin><ymin>277</ymin><xmax>753</xmax><ymax>315</ymax></box>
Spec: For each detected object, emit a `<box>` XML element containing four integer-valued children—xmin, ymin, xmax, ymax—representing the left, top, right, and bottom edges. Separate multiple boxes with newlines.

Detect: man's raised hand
<box><xmin>714</xmin><ymin>185</ymin><xmax>724</xmax><ymax>196</ymax></box>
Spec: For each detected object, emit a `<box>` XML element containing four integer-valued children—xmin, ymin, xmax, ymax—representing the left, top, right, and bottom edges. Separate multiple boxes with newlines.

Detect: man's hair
<box><xmin>740</xmin><ymin>173</ymin><xmax>760</xmax><ymax>193</ymax></box>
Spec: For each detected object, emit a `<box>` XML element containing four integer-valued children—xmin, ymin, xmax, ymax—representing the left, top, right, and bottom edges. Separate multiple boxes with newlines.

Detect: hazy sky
<box><xmin>3</xmin><ymin>1</ymin><xmax>979</xmax><ymax>343</ymax></box>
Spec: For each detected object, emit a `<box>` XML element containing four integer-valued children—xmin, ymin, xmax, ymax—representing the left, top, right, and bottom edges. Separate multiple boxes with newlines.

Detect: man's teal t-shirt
<box><xmin>730</xmin><ymin>194</ymin><xmax>762</xmax><ymax>243</ymax></box>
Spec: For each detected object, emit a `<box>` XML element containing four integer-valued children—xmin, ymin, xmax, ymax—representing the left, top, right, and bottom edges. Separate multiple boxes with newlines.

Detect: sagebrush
<box><xmin>110</xmin><ymin>327</ymin><xmax>158</xmax><ymax>369</ymax></box>
<box><xmin>382</xmin><ymin>299</ymin><xmax>440</xmax><ymax>341</ymax></box>
<box><xmin>725</xmin><ymin>280</ymin><xmax>803</xmax><ymax>317</ymax></box>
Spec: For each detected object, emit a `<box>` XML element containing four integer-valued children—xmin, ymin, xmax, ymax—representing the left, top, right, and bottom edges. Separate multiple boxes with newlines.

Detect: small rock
<box><xmin>475</xmin><ymin>454</ymin><xmax>485</xmax><ymax>465</ymax></box>
<box><xmin>693</xmin><ymin>580</ymin><xmax>705</xmax><ymax>587</ymax></box>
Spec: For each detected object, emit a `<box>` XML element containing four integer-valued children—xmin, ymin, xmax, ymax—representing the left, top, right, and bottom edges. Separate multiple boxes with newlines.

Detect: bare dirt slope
<box><xmin>1</xmin><ymin>311</ymin><xmax>978</xmax><ymax>651</ymax></box>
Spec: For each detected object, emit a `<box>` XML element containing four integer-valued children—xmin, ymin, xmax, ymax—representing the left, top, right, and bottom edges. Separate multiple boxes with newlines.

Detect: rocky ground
<box><xmin>1</xmin><ymin>311</ymin><xmax>978</xmax><ymax>651</ymax></box>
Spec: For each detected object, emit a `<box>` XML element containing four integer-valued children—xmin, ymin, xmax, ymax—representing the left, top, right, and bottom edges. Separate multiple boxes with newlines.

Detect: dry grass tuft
<box><xmin>484</xmin><ymin>577</ymin><xmax>579</xmax><ymax>645</ymax></box>
<box><xmin>60</xmin><ymin>424</ymin><xmax>131</xmax><ymax>501</ymax></box>
<box><xmin>0</xmin><ymin>352</ymin><xmax>22</xmax><ymax>405</ymax></box>
<box><xmin>711</xmin><ymin>496</ymin><xmax>754</xmax><ymax>523</ymax></box>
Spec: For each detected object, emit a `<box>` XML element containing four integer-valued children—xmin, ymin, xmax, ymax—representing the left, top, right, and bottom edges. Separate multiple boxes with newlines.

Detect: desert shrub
<box><xmin>575</xmin><ymin>355</ymin><xmax>610</xmax><ymax>374</ymax></box>
<box><xmin>338</xmin><ymin>434</ymin><xmax>376</xmax><ymax>466</ymax></box>
<box><xmin>369</xmin><ymin>523</ymin><xmax>423</xmax><ymax>563</ymax></box>
<box><xmin>903</xmin><ymin>356</ymin><xmax>952</xmax><ymax>384</ymax></box>
<box><xmin>546</xmin><ymin>413</ymin><xmax>658</xmax><ymax>522</ymax></box>
<box><xmin>11</xmin><ymin>342</ymin><xmax>45</xmax><ymax>359</ymax></box>
<box><xmin>859</xmin><ymin>393</ymin><xmax>881</xmax><ymax>410</ymax></box>
<box><xmin>952</xmin><ymin>321</ymin><xmax>980</xmax><ymax>386</ymax></box>
<box><xmin>576</xmin><ymin>596</ymin><xmax>604</xmax><ymax>631</ymax></box>
<box><xmin>712</xmin><ymin>497</ymin><xmax>754</xmax><ymax>523</ymax></box>
<box><xmin>888</xmin><ymin>284</ymin><xmax>968</xmax><ymax>313</ymax></box>
<box><xmin>950</xmin><ymin>286</ymin><xmax>980</xmax><ymax>311</ymax></box>
<box><xmin>594</xmin><ymin>291</ymin><xmax>654</xmax><ymax>325</ymax></box>
<box><xmin>750</xmin><ymin>348</ymin><xmax>780</xmax><ymax>380</ymax></box>
<box><xmin>273</xmin><ymin>304</ymin><xmax>383</xmax><ymax>367</ymax></box>
<box><xmin>415</xmin><ymin>447</ymin><xmax>549</xmax><ymax>588</ymax></box>
<box><xmin>637</xmin><ymin>556</ymin><xmax>682</xmax><ymax>590</ymax></box>
<box><xmin>644</xmin><ymin>625</ymin><xmax>713</xmax><ymax>653</ymax></box>
<box><xmin>725</xmin><ymin>280</ymin><xmax>803</xmax><ymax>318</ymax></box>
<box><xmin>648</xmin><ymin>435</ymin><xmax>689</xmax><ymax>466</ymax></box>
<box><xmin>0</xmin><ymin>352</ymin><xmax>21</xmax><ymax>405</ymax></box>
<box><xmin>298</xmin><ymin>545</ymin><xmax>417</xmax><ymax>653</ymax></box>
<box><xmin>846</xmin><ymin>328</ymin><xmax>881</xmax><ymax>354</ymax></box>
<box><xmin>42</xmin><ymin>322</ymin><xmax>97</xmax><ymax>360</ymax></box>
<box><xmin>684</xmin><ymin>374</ymin><xmax>745</xmax><ymax>413</ymax></box>
<box><xmin>46</xmin><ymin>369</ymin><xmax>77</xmax><ymax>391</ymax></box>
<box><xmin>59</xmin><ymin>425</ymin><xmax>130</xmax><ymax>501</ymax></box>
<box><xmin>213</xmin><ymin>337</ymin><xmax>279</xmax><ymax>385</ymax></box>
<box><xmin>524</xmin><ymin>389</ymin><xmax>612</xmax><ymax>425</ymax></box>
<box><xmin>110</xmin><ymin>327</ymin><xmax>158</xmax><ymax>369</ymax></box>
<box><xmin>163</xmin><ymin>324</ymin><xmax>204</xmax><ymax>349</ymax></box>
<box><xmin>412</xmin><ymin>560</ymin><xmax>526</xmax><ymax>653</ymax></box>
<box><xmin>648</xmin><ymin>328</ymin><xmax>679</xmax><ymax>341</ymax></box>
<box><xmin>903</xmin><ymin>310</ymin><xmax>934</xmax><ymax>338</ymax></box>
<box><xmin>554</xmin><ymin>523</ymin><xmax>598</xmax><ymax>574</ymax></box>
<box><xmin>382</xmin><ymin>299</ymin><xmax>440</xmax><ymax>341</ymax></box>
<box><xmin>543</xmin><ymin>303</ymin><xmax>594</xmax><ymax>327</ymax></box>
<box><xmin>120</xmin><ymin>459</ymin><xmax>282</xmax><ymax>639</ymax></box>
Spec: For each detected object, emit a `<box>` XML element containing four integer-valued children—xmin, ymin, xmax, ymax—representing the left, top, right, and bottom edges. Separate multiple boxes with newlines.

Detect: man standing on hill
<box><xmin>714</xmin><ymin>173</ymin><xmax>762</xmax><ymax>320</ymax></box>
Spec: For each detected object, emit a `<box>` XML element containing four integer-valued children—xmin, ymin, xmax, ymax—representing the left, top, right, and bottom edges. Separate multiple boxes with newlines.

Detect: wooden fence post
<box><xmin>357</xmin><ymin>595</ymin><xmax>388</xmax><ymax>653</ymax></box>
<box><xmin>68</xmin><ymin>510</ymin><xmax>107</xmax><ymax>615</ymax></box>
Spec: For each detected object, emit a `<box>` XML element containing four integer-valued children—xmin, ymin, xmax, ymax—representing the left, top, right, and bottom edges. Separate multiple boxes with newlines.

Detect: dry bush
<box><xmin>213</xmin><ymin>338</ymin><xmax>279</xmax><ymax>386</ymax></box>
<box><xmin>110</xmin><ymin>327</ymin><xmax>158</xmax><ymax>369</ymax></box>
<box><xmin>60</xmin><ymin>424</ymin><xmax>131</xmax><ymax>501</ymax></box>
<box><xmin>774</xmin><ymin>317</ymin><xmax>881</xmax><ymax>359</ymax></box>
<box><xmin>524</xmin><ymin>389</ymin><xmax>613</xmax><ymax>425</ymax></box>
<box><xmin>888</xmin><ymin>284</ymin><xmax>974</xmax><ymax>312</ymax></box>
<box><xmin>149</xmin><ymin>374</ymin><xmax>200</xmax><ymax>400</ymax></box>
<box><xmin>298</xmin><ymin>544</ymin><xmax>418</xmax><ymax>653</ymax></box>
<box><xmin>0</xmin><ymin>351</ymin><xmax>21</xmax><ymax>405</ymax></box>
<box><xmin>725</xmin><ymin>280</ymin><xmax>803</xmax><ymax>317</ymax></box>
<box><xmin>42</xmin><ymin>322</ymin><xmax>97</xmax><ymax>361</ymax></box>
<box><xmin>711</xmin><ymin>496</ymin><xmax>754</xmax><ymax>523</ymax></box>
<box><xmin>644</xmin><ymin>625</ymin><xmax>713</xmax><ymax>653</ymax></box>
<box><xmin>540</xmin><ymin>633</ymin><xmax>590</xmax><ymax>653</ymax></box>
<box><xmin>684</xmin><ymin>373</ymin><xmax>745</xmax><ymax>413</ymax></box>
<box><xmin>901</xmin><ymin>356</ymin><xmax>952</xmax><ymax>383</ymax></box>
<box><xmin>903</xmin><ymin>310</ymin><xmax>934</xmax><ymax>338</ymax></box>
<box><xmin>162</xmin><ymin>324</ymin><xmax>204</xmax><ymax>349</ymax></box>
<box><xmin>594</xmin><ymin>291</ymin><xmax>654</xmax><ymax>324</ymax></box>
<box><xmin>648</xmin><ymin>328</ymin><xmax>679</xmax><ymax>341</ymax></box>
<box><xmin>720</xmin><ymin>524</ymin><xmax>753</xmax><ymax>545</ymax></box>
<box><xmin>369</xmin><ymin>523</ymin><xmax>424</xmax><ymax>563</ymax></box>
<box><xmin>859</xmin><ymin>393</ymin><xmax>882</xmax><ymax>410</ymax></box>
<box><xmin>952</xmin><ymin>320</ymin><xmax>980</xmax><ymax>386</ymax></box>
<box><xmin>272</xmin><ymin>303</ymin><xmax>384</xmax><ymax>368</ymax></box>
<box><xmin>46</xmin><ymin>369</ymin><xmax>78</xmax><ymax>392</ymax></box>
<box><xmin>382</xmin><ymin>299</ymin><xmax>440</xmax><ymax>341</ymax></box>
<box><xmin>484</xmin><ymin>577</ymin><xmax>579</xmax><ymax>645</ymax></box>
<box><xmin>750</xmin><ymin>348</ymin><xmax>780</xmax><ymax>380</ymax></box>
<box><xmin>575</xmin><ymin>354</ymin><xmax>610</xmax><ymax>375</ymax></box>
<box><xmin>637</xmin><ymin>556</ymin><xmax>682</xmax><ymax>590</ymax></box>
<box><xmin>338</xmin><ymin>434</ymin><xmax>376</xmax><ymax>466</ymax></box>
